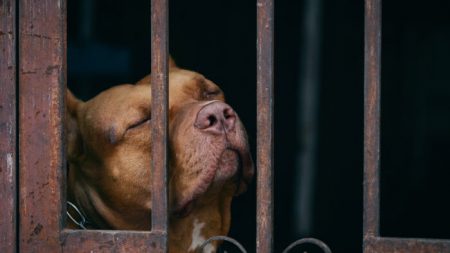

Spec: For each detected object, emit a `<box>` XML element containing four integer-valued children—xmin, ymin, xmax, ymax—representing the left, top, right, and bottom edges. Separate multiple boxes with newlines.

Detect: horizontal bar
<box><xmin>365</xmin><ymin>237</ymin><xmax>450</xmax><ymax>253</ymax></box>
<box><xmin>363</xmin><ymin>0</ymin><xmax>382</xmax><ymax>240</ymax></box>
<box><xmin>256</xmin><ymin>0</ymin><xmax>274</xmax><ymax>252</ymax></box>
<box><xmin>0</xmin><ymin>1</ymin><xmax>17</xmax><ymax>252</ymax></box>
<box><xmin>62</xmin><ymin>230</ymin><xmax>166</xmax><ymax>252</ymax></box>
<box><xmin>150</xmin><ymin>0</ymin><xmax>169</xmax><ymax>251</ymax></box>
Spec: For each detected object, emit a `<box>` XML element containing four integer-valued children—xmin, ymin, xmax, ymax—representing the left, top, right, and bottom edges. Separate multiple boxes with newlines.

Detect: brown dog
<box><xmin>66</xmin><ymin>59</ymin><xmax>254</xmax><ymax>252</ymax></box>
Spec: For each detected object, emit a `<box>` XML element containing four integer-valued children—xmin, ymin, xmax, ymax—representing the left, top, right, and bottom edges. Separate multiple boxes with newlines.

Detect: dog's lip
<box><xmin>234</xmin><ymin>146</ymin><xmax>254</xmax><ymax>195</ymax></box>
<box><xmin>173</xmin><ymin>200</ymin><xmax>194</xmax><ymax>218</ymax></box>
<box><xmin>172</xmin><ymin>146</ymin><xmax>254</xmax><ymax>216</ymax></box>
<box><xmin>172</xmin><ymin>149</ymin><xmax>238</xmax><ymax>216</ymax></box>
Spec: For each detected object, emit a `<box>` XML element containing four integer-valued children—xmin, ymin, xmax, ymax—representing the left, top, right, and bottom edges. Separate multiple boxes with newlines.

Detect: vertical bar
<box><xmin>295</xmin><ymin>0</ymin><xmax>322</xmax><ymax>235</ymax></box>
<box><xmin>19</xmin><ymin>0</ymin><xmax>66</xmax><ymax>252</ymax></box>
<box><xmin>0</xmin><ymin>1</ymin><xmax>17</xmax><ymax>253</ymax></box>
<box><xmin>257</xmin><ymin>0</ymin><xmax>274</xmax><ymax>252</ymax></box>
<box><xmin>363</xmin><ymin>0</ymin><xmax>382</xmax><ymax>247</ymax></box>
<box><xmin>151</xmin><ymin>0</ymin><xmax>169</xmax><ymax>250</ymax></box>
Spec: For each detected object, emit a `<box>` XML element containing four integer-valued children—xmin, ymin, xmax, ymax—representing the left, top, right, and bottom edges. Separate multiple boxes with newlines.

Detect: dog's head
<box><xmin>66</xmin><ymin>60</ymin><xmax>254</xmax><ymax>233</ymax></box>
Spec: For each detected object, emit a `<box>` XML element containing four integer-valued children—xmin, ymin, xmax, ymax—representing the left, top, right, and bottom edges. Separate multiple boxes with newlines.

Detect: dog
<box><xmin>66</xmin><ymin>58</ymin><xmax>254</xmax><ymax>252</ymax></box>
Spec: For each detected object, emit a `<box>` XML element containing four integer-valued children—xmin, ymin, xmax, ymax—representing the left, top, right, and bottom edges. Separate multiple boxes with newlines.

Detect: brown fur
<box><xmin>66</xmin><ymin>60</ymin><xmax>253</xmax><ymax>252</ymax></box>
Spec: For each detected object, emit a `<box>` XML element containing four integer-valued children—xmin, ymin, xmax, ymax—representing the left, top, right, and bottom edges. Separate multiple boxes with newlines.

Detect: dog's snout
<box><xmin>194</xmin><ymin>102</ymin><xmax>236</xmax><ymax>134</ymax></box>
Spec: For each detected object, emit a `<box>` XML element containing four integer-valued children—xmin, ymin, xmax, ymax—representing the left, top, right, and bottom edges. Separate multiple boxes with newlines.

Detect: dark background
<box><xmin>67</xmin><ymin>0</ymin><xmax>450</xmax><ymax>252</ymax></box>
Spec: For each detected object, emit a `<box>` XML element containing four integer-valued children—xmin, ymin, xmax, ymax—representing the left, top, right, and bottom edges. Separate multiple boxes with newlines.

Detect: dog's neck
<box><xmin>68</xmin><ymin>165</ymin><xmax>234</xmax><ymax>252</ymax></box>
<box><xmin>68</xmin><ymin>165</ymin><xmax>153</xmax><ymax>229</ymax></box>
<box><xmin>67</xmin><ymin>167</ymin><xmax>117</xmax><ymax>229</ymax></box>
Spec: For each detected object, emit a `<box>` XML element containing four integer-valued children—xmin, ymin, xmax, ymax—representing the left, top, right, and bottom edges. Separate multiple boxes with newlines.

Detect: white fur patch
<box><xmin>188</xmin><ymin>219</ymin><xmax>214</xmax><ymax>253</ymax></box>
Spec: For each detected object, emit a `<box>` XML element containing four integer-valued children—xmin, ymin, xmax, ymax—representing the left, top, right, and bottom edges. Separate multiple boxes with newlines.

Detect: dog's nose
<box><xmin>194</xmin><ymin>101</ymin><xmax>236</xmax><ymax>134</ymax></box>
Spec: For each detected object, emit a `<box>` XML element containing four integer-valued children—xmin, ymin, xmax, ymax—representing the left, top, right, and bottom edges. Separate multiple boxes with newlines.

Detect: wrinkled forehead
<box><xmin>169</xmin><ymin>69</ymin><xmax>221</xmax><ymax>98</ymax></box>
<box><xmin>167</xmin><ymin>69</ymin><xmax>224</xmax><ymax>111</ymax></box>
<box><xmin>83</xmin><ymin>69</ymin><xmax>223</xmax><ymax>115</ymax></box>
<box><xmin>85</xmin><ymin>85</ymin><xmax>149</xmax><ymax>110</ymax></box>
<box><xmin>79</xmin><ymin>85</ymin><xmax>151</xmax><ymax>128</ymax></box>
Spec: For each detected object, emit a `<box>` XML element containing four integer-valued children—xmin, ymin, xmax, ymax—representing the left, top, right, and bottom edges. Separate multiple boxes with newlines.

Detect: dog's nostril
<box><xmin>224</xmin><ymin>108</ymin><xmax>234</xmax><ymax>119</ymax></box>
<box><xmin>207</xmin><ymin>115</ymin><xmax>217</xmax><ymax>127</ymax></box>
<box><xmin>223</xmin><ymin>108</ymin><xmax>236</xmax><ymax>131</ymax></box>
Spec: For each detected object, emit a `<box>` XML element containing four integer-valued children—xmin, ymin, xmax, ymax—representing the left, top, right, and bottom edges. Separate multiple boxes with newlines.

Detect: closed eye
<box><xmin>203</xmin><ymin>90</ymin><xmax>221</xmax><ymax>99</ymax></box>
<box><xmin>127</xmin><ymin>117</ymin><xmax>151</xmax><ymax>130</ymax></box>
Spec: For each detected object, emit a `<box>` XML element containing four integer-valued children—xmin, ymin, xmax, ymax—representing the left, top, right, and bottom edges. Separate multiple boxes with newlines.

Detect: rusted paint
<box><xmin>256</xmin><ymin>0</ymin><xmax>274</xmax><ymax>252</ymax></box>
<box><xmin>365</xmin><ymin>237</ymin><xmax>450</xmax><ymax>253</ymax></box>
<box><xmin>151</xmin><ymin>0</ymin><xmax>169</xmax><ymax>251</ymax></box>
<box><xmin>0</xmin><ymin>1</ymin><xmax>17</xmax><ymax>253</ymax></box>
<box><xmin>61</xmin><ymin>230</ymin><xmax>166</xmax><ymax>252</ymax></box>
<box><xmin>18</xmin><ymin>0</ymin><xmax>66</xmax><ymax>252</ymax></box>
<box><xmin>363</xmin><ymin>0</ymin><xmax>381</xmax><ymax>249</ymax></box>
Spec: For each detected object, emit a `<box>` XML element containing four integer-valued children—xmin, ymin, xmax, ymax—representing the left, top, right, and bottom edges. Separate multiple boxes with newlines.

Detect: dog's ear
<box><xmin>66</xmin><ymin>90</ymin><xmax>84</xmax><ymax>161</ymax></box>
<box><xmin>136</xmin><ymin>55</ymin><xmax>178</xmax><ymax>85</ymax></box>
<box><xmin>169</xmin><ymin>55</ymin><xmax>178</xmax><ymax>69</ymax></box>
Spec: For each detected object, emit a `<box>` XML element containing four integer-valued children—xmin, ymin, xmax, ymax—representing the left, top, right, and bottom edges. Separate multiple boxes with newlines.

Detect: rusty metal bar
<box><xmin>0</xmin><ymin>1</ymin><xmax>17</xmax><ymax>252</ymax></box>
<box><xmin>363</xmin><ymin>1</ymin><xmax>450</xmax><ymax>251</ymax></box>
<box><xmin>150</xmin><ymin>0</ymin><xmax>169</xmax><ymax>250</ymax></box>
<box><xmin>365</xmin><ymin>237</ymin><xmax>450</xmax><ymax>253</ymax></box>
<box><xmin>62</xmin><ymin>229</ymin><xmax>166</xmax><ymax>252</ymax></box>
<box><xmin>363</xmin><ymin>0</ymin><xmax>381</xmax><ymax>249</ymax></box>
<box><xmin>18</xmin><ymin>0</ymin><xmax>66</xmax><ymax>252</ymax></box>
<box><xmin>256</xmin><ymin>0</ymin><xmax>274</xmax><ymax>252</ymax></box>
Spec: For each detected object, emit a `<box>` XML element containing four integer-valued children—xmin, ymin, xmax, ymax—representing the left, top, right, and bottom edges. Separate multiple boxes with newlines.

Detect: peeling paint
<box><xmin>6</xmin><ymin>153</ymin><xmax>13</xmax><ymax>179</ymax></box>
